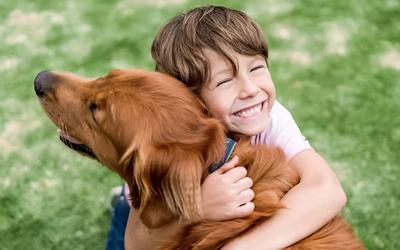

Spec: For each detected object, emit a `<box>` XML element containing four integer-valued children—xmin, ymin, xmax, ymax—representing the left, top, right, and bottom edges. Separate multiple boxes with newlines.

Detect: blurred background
<box><xmin>0</xmin><ymin>0</ymin><xmax>399</xmax><ymax>249</ymax></box>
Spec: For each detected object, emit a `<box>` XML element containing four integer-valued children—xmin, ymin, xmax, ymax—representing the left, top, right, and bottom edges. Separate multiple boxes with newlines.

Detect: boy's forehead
<box><xmin>203</xmin><ymin>48</ymin><xmax>229</xmax><ymax>68</ymax></box>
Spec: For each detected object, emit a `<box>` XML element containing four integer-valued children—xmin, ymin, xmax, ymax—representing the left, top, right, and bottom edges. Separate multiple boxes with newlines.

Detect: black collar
<box><xmin>208</xmin><ymin>138</ymin><xmax>237</xmax><ymax>173</ymax></box>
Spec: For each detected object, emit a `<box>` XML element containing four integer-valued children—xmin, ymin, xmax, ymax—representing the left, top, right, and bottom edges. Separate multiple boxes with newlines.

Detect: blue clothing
<box><xmin>106</xmin><ymin>192</ymin><xmax>130</xmax><ymax>250</ymax></box>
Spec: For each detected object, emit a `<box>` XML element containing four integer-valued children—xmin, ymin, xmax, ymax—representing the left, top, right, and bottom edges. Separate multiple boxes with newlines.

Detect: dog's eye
<box><xmin>89</xmin><ymin>103</ymin><xmax>97</xmax><ymax>112</ymax></box>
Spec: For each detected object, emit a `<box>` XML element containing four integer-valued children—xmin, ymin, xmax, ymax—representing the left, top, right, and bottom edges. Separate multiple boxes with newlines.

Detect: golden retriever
<box><xmin>34</xmin><ymin>69</ymin><xmax>364</xmax><ymax>249</ymax></box>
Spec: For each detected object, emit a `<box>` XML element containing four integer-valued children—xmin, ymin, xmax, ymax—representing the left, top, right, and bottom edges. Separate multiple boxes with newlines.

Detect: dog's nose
<box><xmin>34</xmin><ymin>70</ymin><xmax>52</xmax><ymax>97</ymax></box>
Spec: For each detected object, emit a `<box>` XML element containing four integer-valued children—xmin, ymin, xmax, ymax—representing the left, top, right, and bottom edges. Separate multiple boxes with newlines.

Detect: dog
<box><xmin>34</xmin><ymin>69</ymin><xmax>364</xmax><ymax>249</ymax></box>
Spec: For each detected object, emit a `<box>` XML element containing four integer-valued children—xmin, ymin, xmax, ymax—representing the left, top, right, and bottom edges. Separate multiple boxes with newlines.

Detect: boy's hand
<box><xmin>200</xmin><ymin>156</ymin><xmax>255</xmax><ymax>221</ymax></box>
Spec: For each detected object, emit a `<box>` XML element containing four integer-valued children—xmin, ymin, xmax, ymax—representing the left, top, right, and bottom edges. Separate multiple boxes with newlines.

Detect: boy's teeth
<box><xmin>235</xmin><ymin>103</ymin><xmax>262</xmax><ymax>118</ymax></box>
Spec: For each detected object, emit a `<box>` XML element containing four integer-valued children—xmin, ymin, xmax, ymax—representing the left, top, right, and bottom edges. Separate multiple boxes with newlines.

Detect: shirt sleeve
<box><xmin>252</xmin><ymin>100</ymin><xmax>312</xmax><ymax>160</ymax></box>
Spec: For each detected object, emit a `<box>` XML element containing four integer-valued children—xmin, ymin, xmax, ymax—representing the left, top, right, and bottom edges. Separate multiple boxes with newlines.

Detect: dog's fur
<box><xmin>35</xmin><ymin>69</ymin><xmax>364</xmax><ymax>249</ymax></box>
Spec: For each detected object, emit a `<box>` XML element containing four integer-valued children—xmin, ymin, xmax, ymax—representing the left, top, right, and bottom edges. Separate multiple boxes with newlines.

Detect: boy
<box><xmin>112</xmin><ymin>5</ymin><xmax>346</xmax><ymax>250</ymax></box>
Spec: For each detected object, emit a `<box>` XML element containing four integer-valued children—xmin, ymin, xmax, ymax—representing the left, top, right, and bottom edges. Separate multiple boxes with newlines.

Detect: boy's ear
<box><xmin>136</xmin><ymin>146</ymin><xmax>204</xmax><ymax>229</ymax></box>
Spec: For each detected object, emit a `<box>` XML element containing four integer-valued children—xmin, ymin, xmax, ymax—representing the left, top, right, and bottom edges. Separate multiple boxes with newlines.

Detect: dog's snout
<box><xmin>34</xmin><ymin>70</ymin><xmax>54</xmax><ymax>97</ymax></box>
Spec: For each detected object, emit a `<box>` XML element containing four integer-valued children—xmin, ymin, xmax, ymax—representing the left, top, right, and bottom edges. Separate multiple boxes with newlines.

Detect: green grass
<box><xmin>1</xmin><ymin>0</ymin><xmax>399</xmax><ymax>249</ymax></box>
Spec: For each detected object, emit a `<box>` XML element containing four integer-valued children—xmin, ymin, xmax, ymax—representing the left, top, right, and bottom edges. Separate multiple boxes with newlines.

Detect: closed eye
<box><xmin>250</xmin><ymin>65</ymin><xmax>265</xmax><ymax>72</ymax></box>
<box><xmin>216</xmin><ymin>78</ymin><xmax>232</xmax><ymax>87</ymax></box>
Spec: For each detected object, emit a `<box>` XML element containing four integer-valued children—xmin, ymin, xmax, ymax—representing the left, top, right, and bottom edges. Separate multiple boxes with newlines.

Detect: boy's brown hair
<box><xmin>151</xmin><ymin>5</ymin><xmax>269</xmax><ymax>94</ymax></box>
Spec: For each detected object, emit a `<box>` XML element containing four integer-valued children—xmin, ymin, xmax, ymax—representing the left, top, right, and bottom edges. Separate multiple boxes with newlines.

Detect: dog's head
<box><xmin>34</xmin><ymin>69</ymin><xmax>226</xmax><ymax>228</ymax></box>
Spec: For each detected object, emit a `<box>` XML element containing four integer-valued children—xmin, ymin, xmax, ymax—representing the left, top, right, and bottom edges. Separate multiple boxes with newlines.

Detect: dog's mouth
<box><xmin>57</xmin><ymin>129</ymin><xmax>97</xmax><ymax>159</ymax></box>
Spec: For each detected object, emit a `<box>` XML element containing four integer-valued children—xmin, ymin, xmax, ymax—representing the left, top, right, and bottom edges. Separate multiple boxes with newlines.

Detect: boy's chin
<box><xmin>229</xmin><ymin>121</ymin><xmax>269</xmax><ymax>137</ymax></box>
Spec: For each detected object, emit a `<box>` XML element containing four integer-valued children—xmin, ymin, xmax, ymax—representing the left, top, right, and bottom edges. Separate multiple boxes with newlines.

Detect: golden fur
<box><xmin>36</xmin><ymin>69</ymin><xmax>364</xmax><ymax>249</ymax></box>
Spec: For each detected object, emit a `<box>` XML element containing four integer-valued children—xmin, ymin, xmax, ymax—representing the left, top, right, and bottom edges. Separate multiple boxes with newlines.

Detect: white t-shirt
<box><xmin>124</xmin><ymin>100</ymin><xmax>311</xmax><ymax>200</ymax></box>
<box><xmin>251</xmin><ymin>100</ymin><xmax>312</xmax><ymax>160</ymax></box>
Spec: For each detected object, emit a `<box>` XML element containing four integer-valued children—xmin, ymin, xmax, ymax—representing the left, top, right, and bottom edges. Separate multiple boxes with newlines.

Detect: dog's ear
<box><xmin>135</xmin><ymin>146</ymin><xmax>204</xmax><ymax>229</ymax></box>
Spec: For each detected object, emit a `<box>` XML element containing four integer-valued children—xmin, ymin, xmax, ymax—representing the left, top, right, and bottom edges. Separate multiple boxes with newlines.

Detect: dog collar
<box><xmin>208</xmin><ymin>137</ymin><xmax>237</xmax><ymax>173</ymax></box>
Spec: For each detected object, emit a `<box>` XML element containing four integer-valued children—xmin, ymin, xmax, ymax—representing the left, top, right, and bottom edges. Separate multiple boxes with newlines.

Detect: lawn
<box><xmin>0</xmin><ymin>0</ymin><xmax>399</xmax><ymax>249</ymax></box>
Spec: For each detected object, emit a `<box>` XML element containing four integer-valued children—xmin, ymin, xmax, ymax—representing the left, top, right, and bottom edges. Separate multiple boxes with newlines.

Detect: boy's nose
<box><xmin>238</xmin><ymin>78</ymin><xmax>259</xmax><ymax>99</ymax></box>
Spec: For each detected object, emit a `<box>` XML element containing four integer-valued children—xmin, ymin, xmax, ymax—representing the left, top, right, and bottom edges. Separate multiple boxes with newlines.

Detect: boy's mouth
<box><xmin>233</xmin><ymin>101</ymin><xmax>265</xmax><ymax>118</ymax></box>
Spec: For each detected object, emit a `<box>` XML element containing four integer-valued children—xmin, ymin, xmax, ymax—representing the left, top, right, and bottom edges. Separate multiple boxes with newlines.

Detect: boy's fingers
<box><xmin>235</xmin><ymin>202</ymin><xmax>255</xmax><ymax>218</ymax></box>
<box><xmin>235</xmin><ymin>176</ymin><xmax>253</xmax><ymax>191</ymax></box>
<box><xmin>216</xmin><ymin>155</ymin><xmax>239</xmax><ymax>174</ymax></box>
<box><xmin>237</xmin><ymin>188</ymin><xmax>255</xmax><ymax>205</ymax></box>
<box><xmin>224</xmin><ymin>166</ymin><xmax>247</xmax><ymax>182</ymax></box>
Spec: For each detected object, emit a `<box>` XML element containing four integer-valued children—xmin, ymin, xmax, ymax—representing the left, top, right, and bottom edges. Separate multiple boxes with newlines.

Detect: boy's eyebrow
<box><xmin>211</xmin><ymin>68</ymin><xmax>232</xmax><ymax>79</ymax></box>
<box><xmin>249</xmin><ymin>55</ymin><xmax>266</xmax><ymax>65</ymax></box>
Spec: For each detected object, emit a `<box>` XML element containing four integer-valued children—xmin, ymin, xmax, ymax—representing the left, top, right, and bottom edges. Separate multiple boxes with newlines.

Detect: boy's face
<box><xmin>200</xmin><ymin>49</ymin><xmax>276</xmax><ymax>136</ymax></box>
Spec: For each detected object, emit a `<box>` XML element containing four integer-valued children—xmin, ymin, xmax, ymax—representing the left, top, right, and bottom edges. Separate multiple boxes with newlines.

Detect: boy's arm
<box><xmin>221</xmin><ymin>149</ymin><xmax>347</xmax><ymax>250</ymax></box>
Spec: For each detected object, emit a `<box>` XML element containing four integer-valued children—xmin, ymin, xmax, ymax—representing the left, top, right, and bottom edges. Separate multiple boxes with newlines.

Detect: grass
<box><xmin>0</xmin><ymin>0</ymin><xmax>399</xmax><ymax>249</ymax></box>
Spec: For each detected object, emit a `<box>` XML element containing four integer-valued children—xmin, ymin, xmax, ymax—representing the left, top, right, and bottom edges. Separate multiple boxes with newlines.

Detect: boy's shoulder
<box><xmin>252</xmin><ymin>100</ymin><xmax>291</xmax><ymax>143</ymax></box>
<box><xmin>270</xmin><ymin>100</ymin><xmax>291</xmax><ymax>117</ymax></box>
<box><xmin>252</xmin><ymin>100</ymin><xmax>311</xmax><ymax>159</ymax></box>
